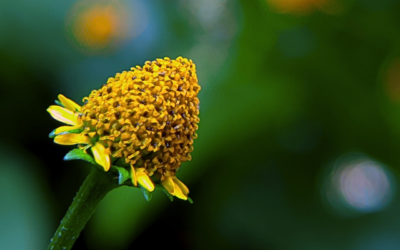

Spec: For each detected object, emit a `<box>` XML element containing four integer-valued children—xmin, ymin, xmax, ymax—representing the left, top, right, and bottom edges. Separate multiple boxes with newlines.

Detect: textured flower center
<box><xmin>80</xmin><ymin>57</ymin><xmax>200</xmax><ymax>179</ymax></box>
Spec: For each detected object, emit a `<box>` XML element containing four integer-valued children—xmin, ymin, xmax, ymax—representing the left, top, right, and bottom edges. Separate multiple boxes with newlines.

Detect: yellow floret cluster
<box><xmin>79</xmin><ymin>57</ymin><xmax>200</xmax><ymax>180</ymax></box>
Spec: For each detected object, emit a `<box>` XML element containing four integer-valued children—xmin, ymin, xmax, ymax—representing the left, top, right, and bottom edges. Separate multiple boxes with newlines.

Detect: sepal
<box><xmin>113</xmin><ymin>166</ymin><xmax>130</xmax><ymax>185</ymax></box>
<box><xmin>139</xmin><ymin>185</ymin><xmax>153</xmax><ymax>201</ymax></box>
<box><xmin>55</xmin><ymin>100</ymin><xmax>63</xmax><ymax>106</ymax></box>
<box><xmin>64</xmin><ymin>148</ymin><xmax>97</xmax><ymax>165</ymax></box>
<box><xmin>49</xmin><ymin>129</ymin><xmax>57</xmax><ymax>138</ymax></box>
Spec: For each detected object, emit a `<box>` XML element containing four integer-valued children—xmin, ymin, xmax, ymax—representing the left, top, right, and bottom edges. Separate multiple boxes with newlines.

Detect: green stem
<box><xmin>47</xmin><ymin>167</ymin><xmax>118</xmax><ymax>250</ymax></box>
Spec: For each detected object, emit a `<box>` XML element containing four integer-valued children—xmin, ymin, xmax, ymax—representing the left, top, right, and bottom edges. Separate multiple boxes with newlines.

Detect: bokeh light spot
<box><xmin>65</xmin><ymin>0</ymin><xmax>141</xmax><ymax>54</ymax></box>
<box><xmin>267</xmin><ymin>0</ymin><xmax>341</xmax><ymax>15</ymax></box>
<box><xmin>322</xmin><ymin>154</ymin><xmax>395</xmax><ymax>216</ymax></box>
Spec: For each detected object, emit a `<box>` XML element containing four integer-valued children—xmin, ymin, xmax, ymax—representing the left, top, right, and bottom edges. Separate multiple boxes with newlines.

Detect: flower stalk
<box><xmin>47</xmin><ymin>167</ymin><xmax>118</xmax><ymax>250</ymax></box>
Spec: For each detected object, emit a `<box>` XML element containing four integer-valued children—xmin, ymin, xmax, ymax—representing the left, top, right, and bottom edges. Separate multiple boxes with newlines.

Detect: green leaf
<box><xmin>55</xmin><ymin>100</ymin><xmax>63</xmax><ymax>106</ymax></box>
<box><xmin>64</xmin><ymin>149</ymin><xmax>96</xmax><ymax>165</ymax></box>
<box><xmin>113</xmin><ymin>166</ymin><xmax>130</xmax><ymax>185</ymax></box>
<box><xmin>187</xmin><ymin>197</ymin><xmax>193</xmax><ymax>204</ymax></box>
<box><xmin>139</xmin><ymin>185</ymin><xmax>153</xmax><ymax>201</ymax></box>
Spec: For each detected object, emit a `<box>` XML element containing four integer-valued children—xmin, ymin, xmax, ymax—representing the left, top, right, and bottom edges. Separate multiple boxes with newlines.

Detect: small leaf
<box><xmin>139</xmin><ymin>185</ymin><xmax>153</xmax><ymax>201</ymax></box>
<box><xmin>49</xmin><ymin>129</ymin><xmax>57</xmax><ymax>138</ymax></box>
<box><xmin>55</xmin><ymin>100</ymin><xmax>63</xmax><ymax>106</ymax></box>
<box><xmin>187</xmin><ymin>197</ymin><xmax>194</xmax><ymax>204</ymax></box>
<box><xmin>113</xmin><ymin>166</ymin><xmax>130</xmax><ymax>185</ymax></box>
<box><xmin>64</xmin><ymin>149</ymin><xmax>96</xmax><ymax>165</ymax></box>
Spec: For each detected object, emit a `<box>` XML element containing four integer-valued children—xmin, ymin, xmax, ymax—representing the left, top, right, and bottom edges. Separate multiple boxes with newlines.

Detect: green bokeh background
<box><xmin>2</xmin><ymin>0</ymin><xmax>400</xmax><ymax>249</ymax></box>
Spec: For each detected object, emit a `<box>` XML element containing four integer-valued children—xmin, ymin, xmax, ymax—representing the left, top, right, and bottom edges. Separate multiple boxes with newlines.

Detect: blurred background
<box><xmin>1</xmin><ymin>0</ymin><xmax>400</xmax><ymax>249</ymax></box>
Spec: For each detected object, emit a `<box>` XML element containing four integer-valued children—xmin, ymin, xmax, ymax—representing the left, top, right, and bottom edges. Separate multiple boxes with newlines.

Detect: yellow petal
<box><xmin>47</xmin><ymin>105</ymin><xmax>79</xmax><ymax>125</ymax></box>
<box><xmin>54</xmin><ymin>133</ymin><xmax>90</xmax><ymax>145</ymax></box>
<box><xmin>54</xmin><ymin>124</ymin><xmax>82</xmax><ymax>135</ymax></box>
<box><xmin>130</xmin><ymin>165</ymin><xmax>138</xmax><ymax>186</ymax></box>
<box><xmin>172</xmin><ymin>176</ymin><xmax>189</xmax><ymax>196</ymax></box>
<box><xmin>91</xmin><ymin>143</ymin><xmax>111</xmax><ymax>171</ymax></box>
<box><xmin>58</xmin><ymin>94</ymin><xmax>81</xmax><ymax>112</ymax></box>
<box><xmin>171</xmin><ymin>184</ymin><xmax>187</xmax><ymax>200</ymax></box>
<box><xmin>136</xmin><ymin>169</ymin><xmax>155</xmax><ymax>192</ymax></box>
<box><xmin>161</xmin><ymin>176</ymin><xmax>175</xmax><ymax>195</ymax></box>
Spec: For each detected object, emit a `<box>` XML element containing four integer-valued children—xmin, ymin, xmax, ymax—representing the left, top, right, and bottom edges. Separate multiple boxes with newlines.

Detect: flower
<box><xmin>47</xmin><ymin>57</ymin><xmax>200</xmax><ymax>200</ymax></box>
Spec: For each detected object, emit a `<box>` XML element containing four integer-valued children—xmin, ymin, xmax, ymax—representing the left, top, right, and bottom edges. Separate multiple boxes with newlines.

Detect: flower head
<box><xmin>48</xmin><ymin>57</ymin><xmax>200</xmax><ymax>200</ymax></box>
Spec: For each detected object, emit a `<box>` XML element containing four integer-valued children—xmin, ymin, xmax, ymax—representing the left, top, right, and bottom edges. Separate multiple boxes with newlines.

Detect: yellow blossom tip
<box><xmin>53</xmin><ymin>124</ymin><xmax>82</xmax><ymax>136</ymax></box>
<box><xmin>161</xmin><ymin>176</ymin><xmax>175</xmax><ymax>195</ymax></box>
<box><xmin>160</xmin><ymin>176</ymin><xmax>189</xmax><ymax>200</ymax></box>
<box><xmin>58</xmin><ymin>94</ymin><xmax>81</xmax><ymax>112</ymax></box>
<box><xmin>172</xmin><ymin>184</ymin><xmax>188</xmax><ymax>200</ymax></box>
<box><xmin>54</xmin><ymin>133</ymin><xmax>91</xmax><ymax>145</ymax></box>
<box><xmin>136</xmin><ymin>169</ymin><xmax>155</xmax><ymax>192</ymax></box>
<box><xmin>47</xmin><ymin>105</ymin><xmax>79</xmax><ymax>126</ymax></box>
<box><xmin>130</xmin><ymin>165</ymin><xmax>138</xmax><ymax>186</ymax></box>
<box><xmin>172</xmin><ymin>176</ymin><xmax>189</xmax><ymax>196</ymax></box>
<box><xmin>91</xmin><ymin>143</ymin><xmax>111</xmax><ymax>171</ymax></box>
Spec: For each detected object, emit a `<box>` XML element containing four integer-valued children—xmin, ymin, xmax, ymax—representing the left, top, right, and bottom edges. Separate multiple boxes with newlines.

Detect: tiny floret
<box><xmin>47</xmin><ymin>57</ymin><xmax>200</xmax><ymax>201</ymax></box>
